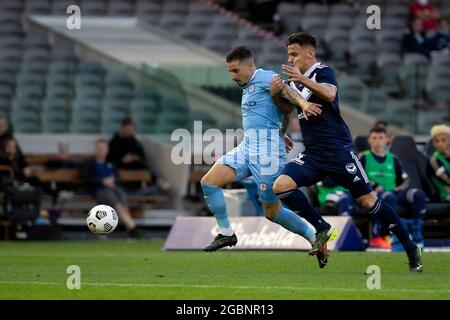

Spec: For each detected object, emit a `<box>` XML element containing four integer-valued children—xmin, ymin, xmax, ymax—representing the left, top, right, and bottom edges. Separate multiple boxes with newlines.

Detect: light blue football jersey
<box><xmin>241</xmin><ymin>69</ymin><xmax>285</xmax><ymax>155</ymax></box>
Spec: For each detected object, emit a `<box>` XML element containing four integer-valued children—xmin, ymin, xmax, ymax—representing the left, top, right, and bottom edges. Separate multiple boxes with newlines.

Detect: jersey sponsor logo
<box><xmin>345</xmin><ymin>163</ymin><xmax>357</xmax><ymax>174</ymax></box>
<box><xmin>242</xmin><ymin>101</ymin><xmax>256</xmax><ymax>108</ymax></box>
<box><xmin>249</xmin><ymin>84</ymin><xmax>255</xmax><ymax>93</ymax></box>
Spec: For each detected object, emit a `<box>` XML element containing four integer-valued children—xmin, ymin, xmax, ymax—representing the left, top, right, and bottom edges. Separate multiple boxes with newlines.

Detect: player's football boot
<box><xmin>316</xmin><ymin>243</ymin><xmax>329</xmax><ymax>269</ymax></box>
<box><xmin>203</xmin><ymin>233</ymin><xmax>238</xmax><ymax>252</ymax></box>
<box><xmin>408</xmin><ymin>245</ymin><xmax>423</xmax><ymax>272</ymax></box>
<box><xmin>309</xmin><ymin>227</ymin><xmax>338</xmax><ymax>256</ymax></box>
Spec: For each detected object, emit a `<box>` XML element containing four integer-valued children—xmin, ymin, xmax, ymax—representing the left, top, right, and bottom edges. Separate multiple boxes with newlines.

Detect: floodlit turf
<box><xmin>0</xmin><ymin>239</ymin><xmax>449</xmax><ymax>300</ymax></box>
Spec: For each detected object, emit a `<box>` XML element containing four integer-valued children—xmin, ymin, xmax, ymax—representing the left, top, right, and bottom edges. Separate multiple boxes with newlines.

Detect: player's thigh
<box><xmin>202</xmin><ymin>146</ymin><xmax>250</xmax><ymax>187</ymax></box>
<box><xmin>274</xmin><ymin>154</ymin><xmax>324</xmax><ymax>193</ymax></box>
<box><xmin>248</xmin><ymin>161</ymin><xmax>282</xmax><ymax>205</ymax></box>
<box><xmin>327</xmin><ymin>150</ymin><xmax>373</xmax><ymax>201</ymax></box>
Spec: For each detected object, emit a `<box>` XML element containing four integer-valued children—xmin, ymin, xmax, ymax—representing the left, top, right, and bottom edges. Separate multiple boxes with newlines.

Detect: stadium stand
<box><xmin>0</xmin><ymin>0</ymin><xmax>448</xmax><ymax>244</ymax></box>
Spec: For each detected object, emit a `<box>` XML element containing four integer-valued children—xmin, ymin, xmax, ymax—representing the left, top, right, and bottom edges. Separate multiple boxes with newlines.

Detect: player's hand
<box><xmin>282</xmin><ymin>64</ymin><xmax>307</xmax><ymax>83</ymax></box>
<box><xmin>300</xmin><ymin>101</ymin><xmax>322</xmax><ymax>120</ymax></box>
<box><xmin>284</xmin><ymin>135</ymin><xmax>294</xmax><ymax>152</ymax></box>
<box><xmin>270</xmin><ymin>75</ymin><xmax>284</xmax><ymax>96</ymax></box>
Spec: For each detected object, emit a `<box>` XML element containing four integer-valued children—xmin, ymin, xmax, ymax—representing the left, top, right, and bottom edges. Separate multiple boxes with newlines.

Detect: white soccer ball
<box><xmin>87</xmin><ymin>205</ymin><xmax>119</xmax><ymax>234</ymax></box>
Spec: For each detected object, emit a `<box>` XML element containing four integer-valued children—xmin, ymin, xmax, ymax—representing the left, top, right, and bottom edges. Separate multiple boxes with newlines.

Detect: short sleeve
<box><xmin>316</xmin><ymin>67</ymin><xmax>338</xmax><ymax>88</ymax></box>
<box><xmin>261</xmin><ymin>70</ymin><xmax>278</xmax><ymax>90</ymax></box>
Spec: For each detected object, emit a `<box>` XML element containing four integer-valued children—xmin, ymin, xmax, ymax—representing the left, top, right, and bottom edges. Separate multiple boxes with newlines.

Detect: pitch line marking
<box><xmin>0</xmin><ymin>280</ymin><xmax>449</xmax><ymax>294</ymax></box>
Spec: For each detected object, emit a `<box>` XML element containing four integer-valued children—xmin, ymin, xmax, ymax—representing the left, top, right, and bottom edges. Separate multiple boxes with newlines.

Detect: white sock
<box><xmin>219</xmin><ymin>226</ymin><xmax>234</xmax><ymax>237</ymax></box>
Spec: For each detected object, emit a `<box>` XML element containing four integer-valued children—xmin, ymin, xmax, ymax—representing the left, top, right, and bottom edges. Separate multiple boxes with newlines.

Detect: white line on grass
<box><xmin>0</xmin><ymin>280</ymin><xmax>449</xmax><ymax>294</ymax></box>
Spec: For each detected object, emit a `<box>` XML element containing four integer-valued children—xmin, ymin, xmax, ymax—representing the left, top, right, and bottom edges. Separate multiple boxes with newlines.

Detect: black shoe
<box><xmin>127</xmin><ymin>228</ymin><xmax>142</xmax><ymax>239</ymax></box>
<box><xmin>408</xmin><ymin>245</ymin><xmax>423</xmax><ymax>272</ymax></box>
<box><xmin>203</xmin><ymin>233</ymin><xmax>238</xmax><ymax>252</ymax></box>
<box><xmin>309</xmin><ymin>227</ymin><xmax>337</xmax><ymax>256</ymax></box>
<box><xmin>316</xmin><ymin>244</ymin><xmax>329</xmax><ymax>269</ymax></box>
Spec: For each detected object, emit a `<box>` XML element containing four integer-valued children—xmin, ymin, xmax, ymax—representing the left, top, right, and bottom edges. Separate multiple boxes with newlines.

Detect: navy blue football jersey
<box><xmin>288</xmin><ymin>63</ymin><xmax>354</xmax><ymax>156</ymax></box>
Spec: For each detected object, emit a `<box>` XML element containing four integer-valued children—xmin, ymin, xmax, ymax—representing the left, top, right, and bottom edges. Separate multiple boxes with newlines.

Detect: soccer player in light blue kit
<box><xmin>201</xmin><ymin>47</ymin><xmax>328</xmax><ymax>268</ymax></box>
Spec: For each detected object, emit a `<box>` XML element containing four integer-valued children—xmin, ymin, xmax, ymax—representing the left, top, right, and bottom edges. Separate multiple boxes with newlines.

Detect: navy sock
<box><xmin>277</xmin><ymin>189</ymin><xmax>330</xmax><ymax>232</ymax></box>
<box><xmin>369</xmin><ymin>199</ymin><xmax>416</xmax><ymax>255</ymax></box>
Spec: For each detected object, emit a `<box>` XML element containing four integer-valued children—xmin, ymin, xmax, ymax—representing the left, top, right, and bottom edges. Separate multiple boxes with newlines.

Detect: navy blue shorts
<box><xmin>281</xmin><ymin>150</ymin><xmax>372</xmax><ymax>199</ymax></box>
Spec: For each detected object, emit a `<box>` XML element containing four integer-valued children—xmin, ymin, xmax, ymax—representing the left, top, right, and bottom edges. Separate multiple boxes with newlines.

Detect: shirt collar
<box><xmin>304</xmin><ymin>62</ymin><xmax>321</xmax><ymax>78</ymax></box>
<box><xmin>246</xmin><ymin>68</ymin><xmax>261</xmax><ymax>86</ymax></box>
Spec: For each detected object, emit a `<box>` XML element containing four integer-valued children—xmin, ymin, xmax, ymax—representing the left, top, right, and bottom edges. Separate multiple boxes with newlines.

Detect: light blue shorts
<box><xmin>217</xmin><ymin>142</ymin><xmax>286</xmax><ymax>204</ymax></box>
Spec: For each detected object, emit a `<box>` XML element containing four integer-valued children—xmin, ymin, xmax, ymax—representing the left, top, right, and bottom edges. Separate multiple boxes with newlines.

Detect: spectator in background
<box><xmin>0</xmin><ymin>116</ymin><xmax>24</xmax><ymax>156</ymax></box>
<box><xmin>0</xmin><ymin>137</ymin><xmax>32</xmax><ymax>183</ymax></box>
<box><xmin>402</xmin><ymin>17</ymin><xmax>431</xmax><ymax>57</ymax></box>
<box><xmin>86</xmin><ymin>139</ymin><xmax>141</xmax><ymax>238</ymax></box>
<box><xmin>409</xmin><ymin>0</ymin><xmax>440</xmax><ymax>31</ymax></box>
<box><xmin>429</xmin><ymin>124</ymin><xmax>450</xmax><ymax>202</ymax></box>
<box><xmin>315</xmin><ymin>177</ymin><xmax>354</xmax><ymax>216</ymax></box>
<box><xmin>107</xmin><ymin>117</ymin><xmax>147</xmax><ymax>170</ymax></box>
<box><xmin>429</xmin><ymin>18</ymin><xmax>450</xmax><ymax>52</ymax></box>
<box><xmin>360</xmin><ymin>127</ymin><xmax>426</xmax><ymax>249</ymax></box>
<box><xmin>373</xmin><ymin>120</ymin><xmax>394</xmax><ymax>148</ymax></box>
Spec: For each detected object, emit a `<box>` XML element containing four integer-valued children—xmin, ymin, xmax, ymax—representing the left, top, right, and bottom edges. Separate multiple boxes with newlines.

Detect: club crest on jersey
<box><xmin>345</xmin><ymin>163</ymin><xmax>357</xmax><ymax>174</ymax></box>
<box><xmin>259</xmin><ymin>182</ymin><xmax>268</xmax><ymax>192</ymax></box>
<box><xmin>249</xmin><ymin>84</ymin><xmax>255</xmax><ymax>93</ymax></box>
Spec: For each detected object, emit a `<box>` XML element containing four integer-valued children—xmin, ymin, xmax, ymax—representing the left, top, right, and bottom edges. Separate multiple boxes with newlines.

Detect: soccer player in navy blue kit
<box><xmin>270</xmin><ymin>32</ymin><xmax>423</xmax><ymax>272</ymax></box>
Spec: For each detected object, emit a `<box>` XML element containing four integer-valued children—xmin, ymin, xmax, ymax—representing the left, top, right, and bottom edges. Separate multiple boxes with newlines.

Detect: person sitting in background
<box><xmin>316</xmin><ymin>177</ymin><xmax>354</xmax><ymax>216</ymax></box>
<box><xmin>107</xmin><ymin>117</ymin><xmax>147</xmax><ymax>170</ymax></box>
<box><xmin>86</xmin><ymin>139</ymin><xmax>141</xmax><ymax>238</ymax></box>
<box><xmin>429</xmin><ymin>124</ymin><xmax>450</xmax><ymax>202</ymax></box>
<box><xmin>409</xmin><ymin>0</ymin><xmax>440</xmax><ymax>31</ymax></box>
<box><xmin>429</xmin><ymin>18</ymin><xmax>450</xmax><ymax>52</ymax></box>
<box><xmin>360</xmin><ymin>127</ymin><xmax>426</xmax><ymax>249</ymax></box>
<box><xmin>402</xmin><ymin>17</ymin><xmax>432</xmax><ymax>57</ymax></box>
<box><xmin>0</xmin><ymin>137</ymin><xmax>33</xmax><ymax>184</ymax></box>
<box><xmin>0</xmin><ymin>116</ymin><xmax>24</xmax><ymax>157</ymax></box>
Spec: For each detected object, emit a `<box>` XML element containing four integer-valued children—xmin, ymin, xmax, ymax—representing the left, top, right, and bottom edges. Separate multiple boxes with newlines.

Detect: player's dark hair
<box><xmin>287</xmin><ymin>32</ymin><xmax>316</xmax><ymax>49</ymax></box>
<box><xmin>369</xmin><ymin>127</ymin><xmax>387</xmax><ymax>135</ymax></box>
<box><xmin>226</xmin><ymin>46</ymin><xmax>253</xmax><ymax>63</ymax></box>
<box><xmin>121</xmin><ymin>116</ymin><xmax>133</xmax><ymax>126</ymax></box>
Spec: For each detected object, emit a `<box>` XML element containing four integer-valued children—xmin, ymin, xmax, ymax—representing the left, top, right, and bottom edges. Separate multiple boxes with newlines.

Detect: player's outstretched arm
<box><xmin>270</xmin><ymin>75</ymin><xmax>321</xmax><ymax>121</ymax></box>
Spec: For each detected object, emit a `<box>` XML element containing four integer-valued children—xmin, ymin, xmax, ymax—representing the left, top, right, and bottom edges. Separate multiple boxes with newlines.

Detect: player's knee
<box><xmin>272</xmin><ymin>176</ymin><xmax>296</xmax><ymax>195</ymax></box>
<box><xmin>262</xmin><ymin>203</ymin><xmax>279</xmax><ymax>220</ymax></box>
<box><xmin>408</xmin><ymin>188</ymin><xmax>425</xmax><ymax>203</ymax></box>
<box><xmin>356</xmin><ymin>191</ymin><xmax>378</xmax><ymax>209</ymax></box>
<box><xmin>200</xmin><ymin>173</ymin><xmax>222</xmax><ymax>188</ymax></box>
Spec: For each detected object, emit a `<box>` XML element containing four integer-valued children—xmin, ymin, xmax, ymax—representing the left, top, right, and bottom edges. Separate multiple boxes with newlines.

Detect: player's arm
<box><xmin>282</xmin><ymin>65</ymin><xmax>337</xmax><ymax>102</ymax></box>
<box><xmin>430</xmin><ymin>156</ymin><xmax>450</xmax><ymax>185</ymax></box>
<box><xmin>394</xmin><ymin>157</ymin><xmax>410</xmax><ymax>192</ymax></box>
<box><xmin>270</xmin><ymin>75</ymin><xmax>322</xmax><ymax>120</ymax></box>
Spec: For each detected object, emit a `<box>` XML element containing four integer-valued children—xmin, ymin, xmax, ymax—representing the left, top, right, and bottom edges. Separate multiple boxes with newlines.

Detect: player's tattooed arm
<box><xmin>281</xmin><ymin>113</ymin><xmax>290</xmax><ymax>134</ymax></box>
<box><xmin>431</xmin><ymin>157</ymin><xmax>450</xmax><ymax>185</ymax></box>
<box><xmin>270</xmin><ymin>75</ymin><xmax>322</xmax><ymax>120</ymax></box>
<box><xmin>282</xmin><ymin>64</ymin><xmax>337</xmax><ymax>102</ymax></box>
<box><xmin>272</xmin><ymin>92</ymin><xmax>296</xmax><ymax>115</ymax></box>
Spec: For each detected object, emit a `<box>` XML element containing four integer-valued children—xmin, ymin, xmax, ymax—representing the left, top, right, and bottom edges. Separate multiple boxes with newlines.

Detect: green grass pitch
<box><xmin>0</xmin><ymin>239</ymin><xmax>449</xmax><ymax>300</ymax></box>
